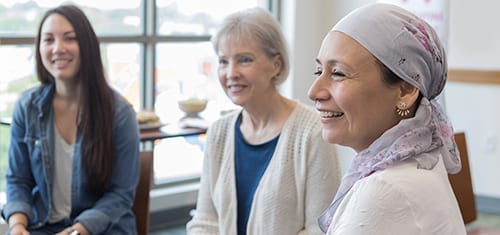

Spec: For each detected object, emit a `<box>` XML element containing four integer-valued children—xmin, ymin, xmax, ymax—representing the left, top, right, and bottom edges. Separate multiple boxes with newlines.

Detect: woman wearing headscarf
<box><xmin>308</xmin><ymin>3</ymin><xmax>466</xmax><ymax>234</ymax></box>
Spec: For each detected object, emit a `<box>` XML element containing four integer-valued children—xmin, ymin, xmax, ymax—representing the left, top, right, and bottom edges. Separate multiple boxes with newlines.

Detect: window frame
<box><xmin>0</xmin><ymin>0</ymin><xmax>276</xmax><ymax>213</ymax></box>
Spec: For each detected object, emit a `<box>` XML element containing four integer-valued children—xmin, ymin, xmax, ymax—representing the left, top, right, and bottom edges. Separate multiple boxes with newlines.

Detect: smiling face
<box><xmin>308</xmin><ymin>31</ymin><xmax>404</xmax><ymax>152</ymax></box>
<box><xmin>39</xmin><ymin>13</ymin><xmax>81</xmax><ymax>83</ymax></box>
<box><xmin>216</xmin><ymin>37</ymin><xmax>281</xmax><ymax>108</ymax></box>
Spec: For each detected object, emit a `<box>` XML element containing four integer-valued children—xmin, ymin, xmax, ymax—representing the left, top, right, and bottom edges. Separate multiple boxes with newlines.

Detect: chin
<box><xmin>53</xmin><ymin>73</ymin><xmax>77</xmax><ymax>81</ymax></box>
<box><xmin>228</xmin><ymin>97</ymin><xmax>245</xmax><ymax>106</ymax></box>
<box><xmin>322</xmin><ymin>131</ymin><xmax>339</xmax><ymax>144</ymax></box>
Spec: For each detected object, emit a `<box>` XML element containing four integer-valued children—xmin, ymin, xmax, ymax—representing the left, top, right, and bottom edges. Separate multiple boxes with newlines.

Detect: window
<box><xmin>0</xmin><ymin>0</ymin><xmax>271</xmax><ymax>210</ymax></box>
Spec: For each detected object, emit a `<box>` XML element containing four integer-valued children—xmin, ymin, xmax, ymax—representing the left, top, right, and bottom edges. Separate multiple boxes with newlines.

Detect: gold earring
<box><xmin>396</xmin><ymin>102</ymin><xmax>410</xmax><ymax>117</ymax></box>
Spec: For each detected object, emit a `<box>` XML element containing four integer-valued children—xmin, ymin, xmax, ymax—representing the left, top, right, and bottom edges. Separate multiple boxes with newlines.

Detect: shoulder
<box><xmin>291</xmin><ymin>102</ymin><xmax>319</xmax><ymax>121</ymax></box>
<box><xmin>16</xmin><ymin>85</ymin><xmax>47</xmax><ymax>106</ymax></box>
<box><xmin>282</xmin><ymin>102</ymin><xmax>323</xmax><ymax>142</ymax></box>
<box><xmin>112</xmin><ymin>90</ymin><xmax>135</xmax><ymax>113</ymax></box>
<box><xmin>110</xmin><ymin>90</ymin><xmax>139</xmax><ymax>132</ymax></box>
<box><xmin>358</xmin><ymin>158</ymin><xmax>443</xmax><ymax>199</ymax></box>
<box><xmin>13</xmin><ymin>85</ymin><xmax>51</xmax><ymax>117</ymax></box>
<box><xmin>349</xmin><ymin>156</ymin><xmax>452</xmax><ymax>213</ymax></box>
<box><xmin>286</xmin><ymin>102</ymin><xmax>321</xmax><ymax>129</ymax></box>
<box><xmin>207</xmin><ymin>110</ymin><xmax>239</xmax><ymax>135</ymax></box>
<box><xmin>374</xmin><ymin>152</ymin><xmax>450</xmax><ymax>194</ymax></box>
<box><xmin>330</xmin><ymin>167</ymin><xmax>420</xmax><ymax>234</ymax></box>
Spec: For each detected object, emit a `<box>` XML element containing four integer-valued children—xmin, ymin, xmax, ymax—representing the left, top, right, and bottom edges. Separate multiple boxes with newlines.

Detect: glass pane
<box><xmin>156</xmin><ymin>0</ymin><xmax>264</xmax><ymax>36</ymax></box>
<box><xmin>153</xmin><ymin>135</ymin><xmax>206</xmax><ymax>184</ymax></box>
<box><xmin>0</xmin><ymin>0</ymin><xmax>142</xmax><ymax>36</ymax></box>
<box><xmin>0</xmin><ymin>45</ymin><xmax>37</xmax><ymax>118</ymax></box>
<box><xmin>155</xmin><ymin>42</ymin><xmax>238</xmax><ymax>123</ymax></box>
<box><xmin>0</xmin><ymin>124</ymin><xmax>7</xmax><ymax>207</ymax></box>
<box><xmin>102</xmin><ymin>43</ymin><xmax>142</xmax><ymax>111</ymax></box>
<box><xmin>0</xmin><ymin>45</ymin><xmax>37</xmax><ymax>205</ymax></box>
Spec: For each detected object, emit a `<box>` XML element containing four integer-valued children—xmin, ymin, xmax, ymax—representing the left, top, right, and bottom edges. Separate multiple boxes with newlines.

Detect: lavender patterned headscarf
<box><xmin>318</xmin><ymin>3</ymin><xmax>461</xmax><ymax>232</ymax></box>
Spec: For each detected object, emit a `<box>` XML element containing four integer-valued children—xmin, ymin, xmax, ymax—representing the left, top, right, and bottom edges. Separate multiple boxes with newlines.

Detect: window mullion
<box><xmin>142</xmin><ymin>0</ymin><xmax>156</xmax><ymax>110</ymax></box>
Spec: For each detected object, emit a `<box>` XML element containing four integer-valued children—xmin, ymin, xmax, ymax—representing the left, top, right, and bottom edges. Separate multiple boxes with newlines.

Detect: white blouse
<box><xmin>327</xmin><ymin>153</ymin><xmax>466</xmax><ymax>235</ymax></box>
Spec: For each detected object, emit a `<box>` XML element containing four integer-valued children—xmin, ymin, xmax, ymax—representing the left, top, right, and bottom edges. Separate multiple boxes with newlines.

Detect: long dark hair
<box><xmin>35</xmin><ymin>5</ymin><xmax>115</xmax><ymax>194</ymax></box>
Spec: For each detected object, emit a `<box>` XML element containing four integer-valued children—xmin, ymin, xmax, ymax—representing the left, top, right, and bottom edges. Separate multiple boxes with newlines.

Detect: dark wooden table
<box><xmin>140</xmin><ymin>124</ymin><xmax>206</xmax><ymax>142</ymax></box>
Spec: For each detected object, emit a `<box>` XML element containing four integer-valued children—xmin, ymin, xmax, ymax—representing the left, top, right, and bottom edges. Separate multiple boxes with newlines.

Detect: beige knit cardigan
<box><xmin>187</xmin><ymin>103</ymin><xmax>341</xmax><ymax>235</ymax></box>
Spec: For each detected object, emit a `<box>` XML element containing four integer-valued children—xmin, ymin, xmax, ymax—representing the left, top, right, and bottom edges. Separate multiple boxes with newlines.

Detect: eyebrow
<box><xmin>315</xmin><ymin>58</ymin><xmax>342</xmax><ymax>67</ymax></box>
<box><xmin>41</xmin><ymin>31</ymin><xmax>76</xmax><ymax>36</ymax></box>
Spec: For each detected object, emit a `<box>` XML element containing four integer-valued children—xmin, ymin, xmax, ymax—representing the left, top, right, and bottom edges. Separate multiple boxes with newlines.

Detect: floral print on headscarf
<box><xmin>317</xmin><ymin>3</ymin><xmax>461</xmax><ymax>232</ymax></box>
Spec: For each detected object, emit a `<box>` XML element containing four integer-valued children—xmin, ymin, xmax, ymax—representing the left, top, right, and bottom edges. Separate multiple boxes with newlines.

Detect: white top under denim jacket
<box><xmin>1</xmin><ymin>82</ymin><xmax>140</xmax><ymax>234</ymax></box>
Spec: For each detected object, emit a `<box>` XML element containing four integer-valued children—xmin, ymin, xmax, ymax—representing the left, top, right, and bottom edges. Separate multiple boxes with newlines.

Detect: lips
<box><xmin>228</xmin><ymin>84</ymin><xmax>246</xmax><ymax>93</ymax></box>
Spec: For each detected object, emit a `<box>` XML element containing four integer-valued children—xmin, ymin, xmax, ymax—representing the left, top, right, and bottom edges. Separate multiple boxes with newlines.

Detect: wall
<box><xmin>281</xmin><ymin>0</ymin><xmax>373</xmax><ymax>174</ymax></box>
<box><xmin>446</xmin><ymin>0</ymin><xmax>500</xmax><ymax>198</ymax></box>
<box><xmin>281</xmin><ymin>0</ymin><xmax>373</xmax><ymax>105</ymax></box>
<box><xmin>284</xmin><ymin>0</ymin><xmax>500</xmax><ymax>199</ymax></box>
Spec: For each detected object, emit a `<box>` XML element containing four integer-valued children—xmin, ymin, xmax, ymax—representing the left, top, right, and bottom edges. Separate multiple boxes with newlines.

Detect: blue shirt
<box><xmin>1</xmin><ymin>82</ymin><xmax>140</xmax><ymax>234</ymax></box>
<box><xmin>234</xmin><ymin>114</ymin><xmax>279</xmax><ymax>235</ymax></box>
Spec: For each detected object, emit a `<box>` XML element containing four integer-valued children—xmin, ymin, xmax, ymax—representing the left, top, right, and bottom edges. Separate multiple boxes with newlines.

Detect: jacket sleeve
<box><xmin>74</xmin><ymin>98</ymin><xmax>140</xmax><ymax>234</ymax></box>
<box><xmin>2</xmin><ymin>97</ymin><xmax>37</xmax><ymax>223</ymax></box>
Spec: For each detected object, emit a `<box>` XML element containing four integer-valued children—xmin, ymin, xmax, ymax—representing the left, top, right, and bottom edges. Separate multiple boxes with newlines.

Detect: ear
<box><xmin>398</xmin><ymin>81</ymin><xmax>420</xmax><ymax>107</ymax></box>
<box><xmin>272</xmin><ymin>53</ymin><xmax>282</xmax><ymax>77</ymax></box>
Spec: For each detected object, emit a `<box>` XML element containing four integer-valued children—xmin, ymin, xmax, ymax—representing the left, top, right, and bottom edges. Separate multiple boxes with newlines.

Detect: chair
<box><xmin>449</xmin><ymin>133</ymin><xmax>500</xmax><ymax>234</ymax></box>
<box><xmin>449</xmin><ymin>132</ymin><xmax>477</xmax><ymax>224</ymax></box>
<box><xmin>133</xmin><ymin>151</ymin><xmax>154</xmax><ymax>235</ymax></box>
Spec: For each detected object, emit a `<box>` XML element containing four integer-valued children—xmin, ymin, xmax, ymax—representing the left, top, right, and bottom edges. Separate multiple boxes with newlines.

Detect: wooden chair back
<box><xmin>448</xmin><ymin>132</ymin><xmax>477</xmax><ymax>224</ymax></box>
<box><xmin>133</xmin><ymin>151</ymin><xmax>154</xmax><ymax>235</ymax></box>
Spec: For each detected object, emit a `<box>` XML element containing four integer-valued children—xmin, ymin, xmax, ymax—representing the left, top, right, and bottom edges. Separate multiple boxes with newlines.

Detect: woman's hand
<box><xmin>7</xmin><ymin>223</ymin><xmax>30</xmax><ymax>235</ymax></box>
<box><xmin>7</xmin><ymin>213</ymin><xmax>30</xmax><ymax>235</ymax></box>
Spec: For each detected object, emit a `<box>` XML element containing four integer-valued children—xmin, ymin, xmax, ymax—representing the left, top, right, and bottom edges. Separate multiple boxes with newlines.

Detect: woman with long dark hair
<box><xmin>2</xmin><ymin>4</ymin><xmax>140</xmax><ymax>235</ymax></box>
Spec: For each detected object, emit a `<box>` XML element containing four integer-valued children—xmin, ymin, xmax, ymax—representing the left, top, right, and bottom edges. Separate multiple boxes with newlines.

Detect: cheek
<box><xmin>39</xmin><ymin>46</ymin><xmax>50</xmax><ymax>59</ymax></box>
<box><xmin>74</xmin><ymin>46</ymin><xmax>80</xmax><ymax>57</ymax></box>
<box><xmin>39</xmin><ymin>49</ymin><xmax>52</xmax><ymax>67</ymax></box>
<box><xmin>217</xmin><ymin>70</ymin><xmax>226</xmax><ymax>86</ymax></box>
<box><xmin>331</xmin><ymin>84</ymin><xmax>357</xmax><ymax>110</ymax></box>
<box><xmin>333</xmin><ymin>85</ymin><xmax>379</xmax><ymax>124</ymax></box>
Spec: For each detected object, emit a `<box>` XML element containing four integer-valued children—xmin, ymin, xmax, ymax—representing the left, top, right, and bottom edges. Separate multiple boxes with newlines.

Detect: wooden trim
<box><xmin>448</xmin><ymin>69</ymin><xmax>500</xmax><ymax>85</ymax></box>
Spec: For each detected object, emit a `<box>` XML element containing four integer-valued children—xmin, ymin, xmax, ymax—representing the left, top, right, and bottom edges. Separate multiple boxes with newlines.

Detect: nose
<box><xmin>225</xmin><ymin>62</ymin><xmax>240</xmax><ymax>79</ymax></box>
<box><xmin>52</xmin><ymin>39</ymin><xmax>66</xmax><ymax>54</ymax></box>
<box><xmin>308</xmin><ymin>75</ymin><xmax>330</xmax><ymax>103</ymax></box>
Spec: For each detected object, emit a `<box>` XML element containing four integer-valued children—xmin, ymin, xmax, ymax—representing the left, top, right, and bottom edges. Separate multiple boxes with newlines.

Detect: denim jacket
<box><xmin>2</xmin><ymin>82</ymin><xmax>140</xmax><ymax>234</ymax></box>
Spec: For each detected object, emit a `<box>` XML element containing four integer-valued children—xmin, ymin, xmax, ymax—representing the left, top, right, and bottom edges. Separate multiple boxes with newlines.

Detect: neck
<box><xmin>55</xmin><ymin>80</ymin><xmax>81</xmax><ymax>102</ymax></box>
<box><xmin>241</xmin><ymin>94</ymin><xmax>295</xmax><ymax>131</ymax></box>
